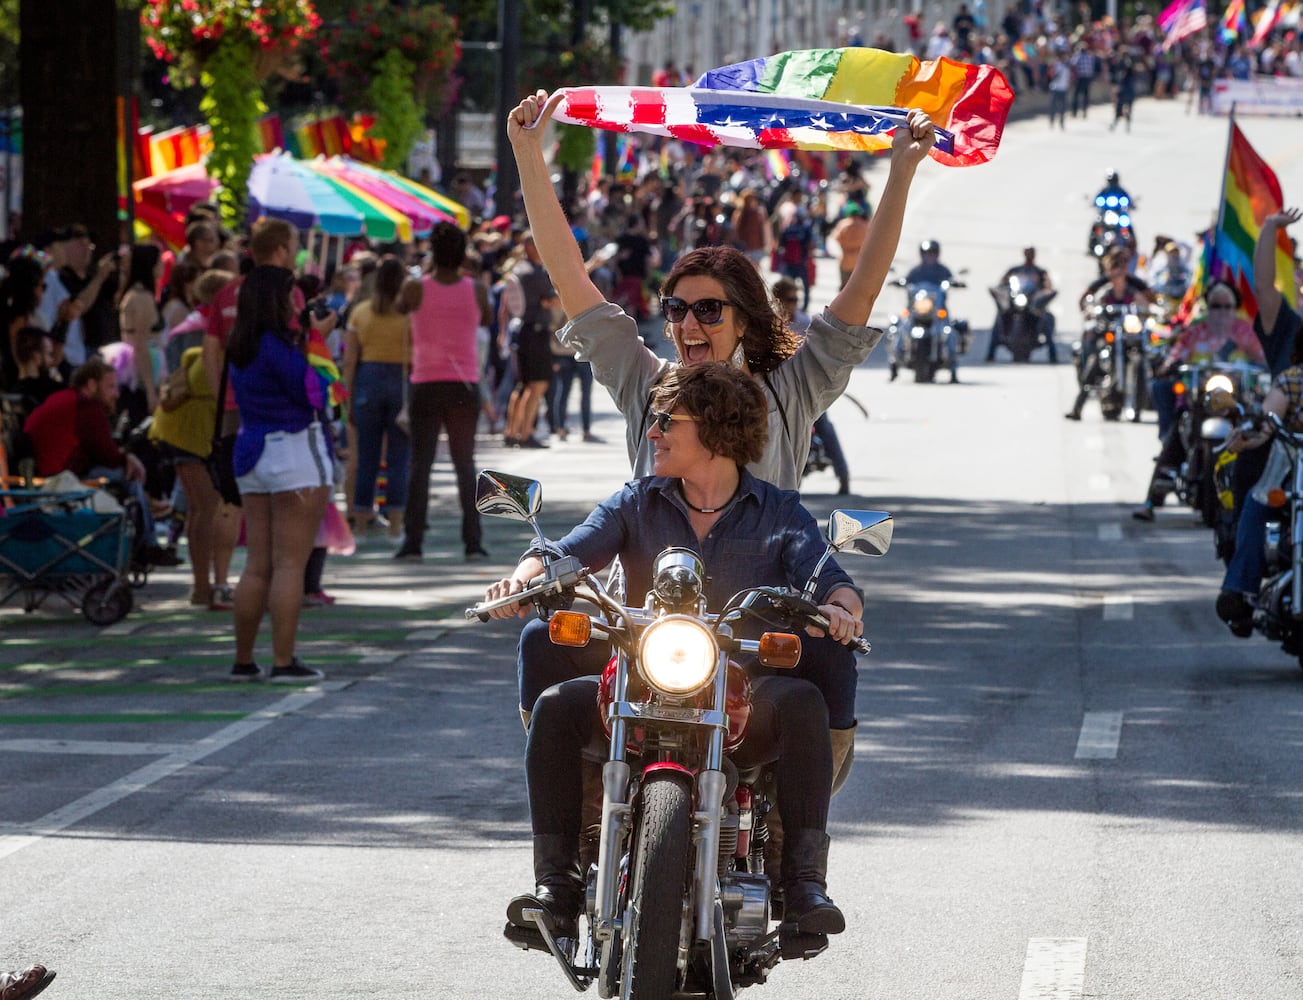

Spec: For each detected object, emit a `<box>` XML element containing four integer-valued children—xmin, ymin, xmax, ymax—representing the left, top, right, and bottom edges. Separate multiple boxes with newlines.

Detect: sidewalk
<box><xmin>0</xmin><ymin>406</ymin><xmax>636</xmax><ymax>715</ymax></box>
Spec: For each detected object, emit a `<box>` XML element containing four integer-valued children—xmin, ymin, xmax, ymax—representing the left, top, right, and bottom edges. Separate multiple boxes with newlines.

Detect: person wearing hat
<box><xmin>828</xmin><ymin>201</ymin><xmax>869</xmax><ymax>289</ymax></box>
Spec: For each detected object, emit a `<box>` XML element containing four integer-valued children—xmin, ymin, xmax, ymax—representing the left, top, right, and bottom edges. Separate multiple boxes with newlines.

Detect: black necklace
<box><xmin>681</xmin><ymin>482</ymin><xmax>736</xmax><ymax>514</ymax></box>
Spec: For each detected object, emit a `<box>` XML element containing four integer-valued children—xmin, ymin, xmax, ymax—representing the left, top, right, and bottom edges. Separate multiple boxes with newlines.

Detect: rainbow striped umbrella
<box><xmin>309</xmin><ymin>157</ymin><xmax>452</xmax><ymax>232</ymax></box>
<box><xmin>329</xmin><ymin>158</ymin><xmax>471</xmax><ymax>228</ymax></box>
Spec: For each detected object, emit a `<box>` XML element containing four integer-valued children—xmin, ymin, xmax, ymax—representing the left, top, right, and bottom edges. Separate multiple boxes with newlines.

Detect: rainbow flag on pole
<box><xmin>1220</xmin><ymin>0</ymin><xmax>1249</xmax><ymax>40</ymax></box>
<box><xmin>552</xmin><ymin>48</ymin><xmax>1013</xmax><ymax>168</ymax></box>
<box><xmin>1213</xmin><ymin>122</ymin><xmax>1295</xmax><ymax>318</ymax></box>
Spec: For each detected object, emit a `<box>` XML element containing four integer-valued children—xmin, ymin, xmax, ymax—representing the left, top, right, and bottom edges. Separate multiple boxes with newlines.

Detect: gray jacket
<box><xmin>557</xmin><ymin>302</ymin><xmax>882</xmax><ymax>490</ymax></box>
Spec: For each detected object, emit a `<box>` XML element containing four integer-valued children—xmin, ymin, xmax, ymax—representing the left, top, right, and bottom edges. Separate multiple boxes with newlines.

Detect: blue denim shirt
<box><xmin>529</xmin><ymin>470</ymin><xmax>862</xmax><ymax>624</ymax></box>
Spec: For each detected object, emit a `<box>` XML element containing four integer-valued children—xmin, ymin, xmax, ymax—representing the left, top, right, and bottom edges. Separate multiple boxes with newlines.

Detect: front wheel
<box><xmin>1008</xmin><ymin>313</ymin><xmax>1037</xmax><ymax>363</ymax></box>
<box><xmin>621</xmin><ymin>774</ymin><xmax>693</xmax><ymax>1000</ymax></box>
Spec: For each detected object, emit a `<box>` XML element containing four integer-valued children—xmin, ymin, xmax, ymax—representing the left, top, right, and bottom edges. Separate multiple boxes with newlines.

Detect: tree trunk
<box><xmin>19</xmin><ymin>0</ymin><xmax>122</xmax><ymax>249</ymax></box>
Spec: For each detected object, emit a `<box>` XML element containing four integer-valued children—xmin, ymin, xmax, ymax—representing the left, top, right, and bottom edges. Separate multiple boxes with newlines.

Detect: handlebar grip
<box><xmin>810</xmin><ymin>613</ymin><xmax>872</xmax><ymax>654</ymax></box>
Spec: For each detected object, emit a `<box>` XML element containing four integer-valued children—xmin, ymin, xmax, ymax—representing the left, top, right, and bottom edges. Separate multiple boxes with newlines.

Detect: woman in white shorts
<box><xmin>226</xmin><ymin>265</ymin><xmax>336</xmax><ymax>683</ymax></box>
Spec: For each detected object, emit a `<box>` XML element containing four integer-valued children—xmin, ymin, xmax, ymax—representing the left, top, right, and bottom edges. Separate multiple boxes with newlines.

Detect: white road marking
<box><xmin>1075</xmin><ymin>711</ymin><xmax>1124</xmax><ymax>760</ymax></box>
<box><xmin>0</xmin><ymin>739</ymin><xmax>190</xmax><ymax>756</ymax></box>
<box><xmin>1019</xmin><ymin>937</ymin><xmax>1088</xmax><ymax>1000</ymax></box>
<box><xmin>1097</xmin><ymin>523</ymin><xmax>1123</xmax><ymax>541</ymax></box>
<box><xmin>1102</xmin><ymin>594</ymin><xmax>1134</xmax><ymax>620</ymax></box>
<box><xmin>0</xmin><ymin>690</ymin><xmax>325</xmax><ymax>860</ymax></box>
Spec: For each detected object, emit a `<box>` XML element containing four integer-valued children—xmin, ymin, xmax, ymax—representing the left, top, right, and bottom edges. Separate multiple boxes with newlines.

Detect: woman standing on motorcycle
<box><xmin>483</xmin><ymin>363</ymin><xmax>863</xmax><ymax>942</ymax></box>
<box><xmin>506</xmin><ymin>89</ymin><xmax>936</xmax><ymax>491</ymax></box>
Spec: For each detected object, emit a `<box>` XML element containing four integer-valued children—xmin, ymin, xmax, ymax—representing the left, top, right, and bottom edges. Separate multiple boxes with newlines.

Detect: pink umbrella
<box><xmin>308</xmin><ymin>157</ymin><xmax>452</xmax><ymax>234</ymax></box>
<box><xmin>133</xmin><ymin>163</ymin><xmax>219</xmax><ymax>218</ymax></box>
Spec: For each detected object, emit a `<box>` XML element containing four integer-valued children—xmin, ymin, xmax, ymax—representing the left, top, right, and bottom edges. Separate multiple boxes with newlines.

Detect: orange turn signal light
<box><xmin>1267</xmin><ymin>488</ymin><xmax>1288</xmax><ymax>508</ymax></box>
<box><xmin>757</xmin><ymin>632</ymin><xmax>801</xmax><ymax>668</ymax></box>
<box><xmin>1104</xmin><ymin>331</ymin><xmax>1115</xmax><ymax>343</ymax></box>
<box><xmin>1173</xmin><ymin>381</ymin><xmax>1186</xmax><ymax>396</ymax></box>
<box><xmin>548</xmin><ymin>611</ymin><xmax>592</xmax><ymax>647</ymax></box>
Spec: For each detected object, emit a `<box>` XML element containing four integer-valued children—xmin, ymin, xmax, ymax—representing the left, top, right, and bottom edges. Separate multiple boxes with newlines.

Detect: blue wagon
<box><xmin>0</xmin><ymin>489</ymin><xmax>135</xmax><ymax>626</ymax></box>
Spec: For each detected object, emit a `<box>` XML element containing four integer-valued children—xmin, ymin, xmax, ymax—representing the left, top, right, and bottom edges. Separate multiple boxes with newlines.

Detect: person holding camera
<box><xmin>341</xmin><ymin>255</ymin><xmax>411</xmax><ymax>535</ymax></box>
<box><xmin>226</xmin><ymin>265</ymin><xmax>336</xmax><ymax>683</ymax></box>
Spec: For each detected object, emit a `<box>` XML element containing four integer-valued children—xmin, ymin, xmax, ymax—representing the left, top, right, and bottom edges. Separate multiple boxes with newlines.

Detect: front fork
<box><xmin>1291</xmin><ymin>461</ymin><xmax>1303</xmax><ymax>619</ymax></box>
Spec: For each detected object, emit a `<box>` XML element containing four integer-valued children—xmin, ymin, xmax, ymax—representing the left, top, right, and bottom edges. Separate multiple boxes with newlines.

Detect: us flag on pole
<box><xmin>1159</xmin><ymin>0</ymin><xmax>1209</xmax><ymax>49</ymax></box>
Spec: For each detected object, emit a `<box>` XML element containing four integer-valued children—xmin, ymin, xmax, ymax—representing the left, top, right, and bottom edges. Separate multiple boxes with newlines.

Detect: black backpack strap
<box><xmin>762</xmin><ymin>371</ymin><xmax>794</xmax><ymax>450</ymax></box>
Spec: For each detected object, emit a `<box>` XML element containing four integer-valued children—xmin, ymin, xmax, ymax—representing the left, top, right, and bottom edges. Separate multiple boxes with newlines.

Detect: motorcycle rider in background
<box><xmin>986</xmin><ymin>245</ymin><xmax>1058</xmax><ymax>363</ymax></box>
<box><xmin>1066</xmin><ymin>247</ymin><xmax>1152</xmax><ymax>420</ymax></box>
<box><xmin>1214</xmin><ymin>353</ymin><xmax>1303</xmax><ymax>633</ymax></box>
<box><xmin>484</xmin><ymin>364</ymin><xmax>863</xmax><ymax>942</ymax></box>
<box><xmin>1094</xmin><ymin>170</ymin><xmax>1134</xmax><ymax>214</ymax></box>
<box><xmin>892</xmin><ymin>239</ymin><xmax>964</xmax><ymax>382</ymax></box>
<box><xmin>1131</xmin><ymin>282</ymin><xmax>1265</xmax><ymax>521</ymax></box>
<box><xmin>774</xmin><ymin>277</ymin><xmax>851</xmax><ymax>493</ymax></box>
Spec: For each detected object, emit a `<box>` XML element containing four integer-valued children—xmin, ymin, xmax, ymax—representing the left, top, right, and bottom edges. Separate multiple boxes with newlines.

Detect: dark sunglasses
<box><xmin>1208</xmin><ymin>302</ymin><xmax>1235</xmax><ymax>311</ymax></box>
<box><xmin>660</xmin><ymin>296</ymin><xmax>732</xmax><ymax>325</ymax></box>
<box><xmin>650</xmin><ymin>408</ymin><xmax>697</xmax><ymax>433</ymax></box>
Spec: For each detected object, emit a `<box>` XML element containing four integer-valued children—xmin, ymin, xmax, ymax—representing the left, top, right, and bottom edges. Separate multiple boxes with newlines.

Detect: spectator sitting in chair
<box><xmin>22</xmin><ymin>356</ymin><xmax>178</xmax><ymax>566</ymax></box>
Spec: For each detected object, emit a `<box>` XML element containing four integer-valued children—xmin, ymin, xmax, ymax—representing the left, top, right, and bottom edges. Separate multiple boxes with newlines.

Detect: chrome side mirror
<box><xmin>475</xmin><ymin>470</ymin><xmax>542</xmax><ymax>521</ymax></box>
<box><xmin>826</xmin><ymin>510</ymin><xmax>893</xmax><ymax>557</ymax></box>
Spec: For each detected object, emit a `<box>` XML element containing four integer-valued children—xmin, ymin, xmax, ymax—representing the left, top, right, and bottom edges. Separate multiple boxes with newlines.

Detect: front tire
<box><xmin>1008</xmin><ymin>313</ymin><xmax>1036</xmax><ymax>363</ymax></box>
<box><xmin>621</xmin><ymin>774</ymin><xmax>693</xmax><ymax>1000</ymax></box>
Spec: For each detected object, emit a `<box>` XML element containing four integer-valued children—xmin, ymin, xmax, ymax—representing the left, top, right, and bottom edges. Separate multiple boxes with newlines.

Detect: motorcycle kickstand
<box><xmin>515</xmin><ymin>907</ymin><xmax>595</xmax><ymax>992</ymax></box>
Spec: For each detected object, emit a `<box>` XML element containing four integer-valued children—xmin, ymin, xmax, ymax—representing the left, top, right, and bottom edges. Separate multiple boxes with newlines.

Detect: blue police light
<box><xmin>1105</xmin><ymin>195</ymin><xmax>1119</xmax><ymax>208</ymax></box>
<box><xmin>1119</xmin><ymin>214</ymin><xmax>1131</xmax><ymax>227</ymax></box>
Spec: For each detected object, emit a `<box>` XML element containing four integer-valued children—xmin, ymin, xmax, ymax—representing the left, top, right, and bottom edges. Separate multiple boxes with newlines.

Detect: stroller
<box><xmin>0</xmin><ymin>487</ymin><xmax>136</xmax><ymax>625</ymax></box>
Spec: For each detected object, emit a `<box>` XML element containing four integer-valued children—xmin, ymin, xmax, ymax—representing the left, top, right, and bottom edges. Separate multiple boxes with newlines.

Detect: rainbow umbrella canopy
<box><xmin>307</xmin><ymin>157</ymin><xmax>449</xmax><ymax>232</ymax></box>
<box><xmin>248</xmin><ymin>152</ymin><xmax>366</xmax><ymax>235</ymax></box>
<box><xmin>323</xmin><ymin>157</ymin><xmax>471</xmax><ymax>228</ymax></box>
<box><xmin>551</xmin><ymin>47</ymin><xmax>1013</xmax><ymax>167</ymax></box>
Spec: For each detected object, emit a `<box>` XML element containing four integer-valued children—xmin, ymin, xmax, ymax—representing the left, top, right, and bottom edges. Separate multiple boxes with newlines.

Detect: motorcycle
<box><xmin>802</xmin><ymin>393</ymin><xmax>868</xmax><ymax>486</ymax></box>
<box><xmin>1087</xmin><ymin>190</ymin><xmax>1137</xmax><ymax>265</ymax></box>
<box><xmin>1231</xmin><ymin>412</ymin><xmax>1303</xmax><ymax>671</ymax></box>
<box><xmin>1153</xmin><ymin>361</ymin><xmax>1267</xmax><ymax>529</ymax></box>
<box><xmin>467</xmin><ymin>470</ymin><xmax>891</xmax><ymax>997</ymax></box>
<box><xmin>887</xmin><ymin>275</ymin><xmax>969</xmax><ymax>383</ymax></box>
<box><xmin>1075</xmin><ymin>299</ymin><xmax>1150</xmax><ymax>422</ymax></box>
<box><xmin>988</xmin><ymin>275</ymin><xmax>1056</xmax><ymax>363</ymax></box>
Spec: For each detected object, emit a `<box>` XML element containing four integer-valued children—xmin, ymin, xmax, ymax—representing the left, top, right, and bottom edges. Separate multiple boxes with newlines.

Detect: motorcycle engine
<box><xmin>719</xmin><ymin>872</ymin><xmax>770</xmax><ymax>948</ymax></box>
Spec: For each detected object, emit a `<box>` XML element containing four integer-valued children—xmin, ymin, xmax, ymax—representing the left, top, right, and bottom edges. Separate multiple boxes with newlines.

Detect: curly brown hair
<box><xmin>662</xmin><ymin>246</ymin><xmax>802</xmax><ymax>375</ymax></box>
<box><xmin>652</xmin><ymin>362</ymin><xmax>769</xmax><ymax>466</ymax></box>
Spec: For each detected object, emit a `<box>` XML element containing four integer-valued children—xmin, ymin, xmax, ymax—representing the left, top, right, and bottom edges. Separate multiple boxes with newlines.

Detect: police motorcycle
<box><xmin>1075</xmin><ymin>298</ymin><xmax>1150</xmax><ymax>422</ymax></box>
<box><xmin>1225</xmin><ymin>413</ymin><xmax>1303</xmax><ymax>670</ymax></box>
<box><xmin>1155</xmin><ymin>361</ymin><xmax>1268</xmax><ymax>529</ymax></box>
<box><xmin>887</xmin><ymin>271</ymin><xmax>970</xmax><ymax>383</ymax></box>
<box><xmin>989</xmin><ymin>274</ymin><xmax>1057</xmax><ymax>363</ymax></box>
<box><xmin>1087</xmin><ymin>182</ymin><xmax>1137</xmax><ymax>268</ymax></box>
<box><xmin>467</xmin><ymin>471</ymin><xmax>891</xmax><ymax>997</ymax></box>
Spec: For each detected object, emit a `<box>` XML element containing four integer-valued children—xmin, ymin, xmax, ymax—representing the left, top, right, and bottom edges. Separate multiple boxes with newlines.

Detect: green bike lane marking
<box><xmin>0</xmin><ymin>711</ymin><xmax>251</xmax><ymax>725</ymax></box>
<box><xmin>0</xmin><ymin>625</ymin><xmax>423</xmax><ymax>651</ymax></box>
<box><xmin>0</xmin><ymin>652</ymin><xmax>369</xmax><ymax>674</ymax></box>
<box><xmin>0</xmin><ymin>679</ymin><xmax>326</xmax><ymax>699</ymax></box>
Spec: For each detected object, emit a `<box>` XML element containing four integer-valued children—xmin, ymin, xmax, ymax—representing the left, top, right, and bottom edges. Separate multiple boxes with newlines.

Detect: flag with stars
<box><xmin>551</xmin><ymin>47</ymin><xmax>1013</xmax><ymax>167</ymax></box>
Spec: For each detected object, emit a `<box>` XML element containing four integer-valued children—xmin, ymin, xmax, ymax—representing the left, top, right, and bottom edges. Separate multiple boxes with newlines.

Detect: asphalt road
<box><xmin>3</xmin><ymin>95</ymin><xmax>1303</xmax><ymax>999</ymax></box>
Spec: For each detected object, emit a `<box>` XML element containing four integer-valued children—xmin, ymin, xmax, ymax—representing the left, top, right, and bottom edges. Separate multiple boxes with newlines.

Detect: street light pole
<box><xmin>495</xmin><ymin>0</ymin><xmax>521</xmax><ymax>220</ymax></box>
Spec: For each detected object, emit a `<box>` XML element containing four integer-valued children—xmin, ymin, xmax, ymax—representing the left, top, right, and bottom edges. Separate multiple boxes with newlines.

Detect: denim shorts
<box><xmin>237</xmin><ymin>422</ymin><xmax>331</xmax><ymax>495</ymax></box>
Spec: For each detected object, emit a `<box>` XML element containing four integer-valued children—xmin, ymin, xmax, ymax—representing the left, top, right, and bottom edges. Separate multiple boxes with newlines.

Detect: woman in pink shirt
<box><xmin>394</xmin><ymin>222</ymin><xmax>492</xmax><ymax>561</ymax></box>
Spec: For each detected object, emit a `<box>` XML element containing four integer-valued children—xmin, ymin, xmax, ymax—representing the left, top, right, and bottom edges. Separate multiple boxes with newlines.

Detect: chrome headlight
<box><xmin>638</xmin><ymin>615</ymin><xmax>718</xmax><ymax>696</ymax></box>
<box><xmin>1013</xmin><ymin>293</ymin><xmax>1029</xmax><ymax>308</ymax></box>
<box><xmin>1123</xmin><ymin>314</ymin><xmax>1143</xmax><ymax>334</ymax></box>
<box><xmin>913</xmin><ymin>293</ymin><xmax>935</xmax><ymax>317</ymax></box>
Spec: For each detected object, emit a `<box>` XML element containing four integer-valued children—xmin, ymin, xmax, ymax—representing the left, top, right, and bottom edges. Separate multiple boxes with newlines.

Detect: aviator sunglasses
<box><xmin>650</xmin><ymin>409</ymin><xmax>698</xmax><ymax>433</ymax></box>
<box><xmin>660</xmin><ymin>296</ymin><xmax>733</xmax><ymax>325</ymax></box>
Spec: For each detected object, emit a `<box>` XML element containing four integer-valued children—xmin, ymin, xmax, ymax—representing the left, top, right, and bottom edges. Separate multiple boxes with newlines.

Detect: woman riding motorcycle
<box><xmin>1132</xmin><ymin>282</ymin><xmax>1265</xmax><ymax>520</ymax></box>
<box><xmin>1065</xmin><ymin>247</ymin><xmax>1152</xmax><ymax>420</ymax></box>
<box><xmin>482</xmin><ymin>363</ymin><xmax>864</xmax><ymax>943</ymax></box>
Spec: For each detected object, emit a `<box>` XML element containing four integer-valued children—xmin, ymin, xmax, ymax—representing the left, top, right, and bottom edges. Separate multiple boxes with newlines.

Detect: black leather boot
<box><xmin>781</xmin><ymin>829</ymin><xmax>845</xmax><ymax>935</ymax></box>
<box><xmin>506</xmin><ymin>834</ymin><xmax>585</xmax><ymax>938</ymax></box>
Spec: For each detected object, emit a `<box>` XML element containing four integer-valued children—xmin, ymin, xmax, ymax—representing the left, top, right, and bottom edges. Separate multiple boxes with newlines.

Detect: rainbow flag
<box><xmin>1220</xmin><ymin>0</ymin><xmax>1249</xmax><ymax>40</ymax></box>
<box><xmin>765</xmin><ymin>148</ymin><xmax>791</xmax><ymax>180</ymax></box>
<box><xmin>1175</xmin><ymin>230</ymin><xmax>1212</xmax><ymax>323</ymax></box>
<box><xmin>306</xmin><ymin>326</ymin><xmax>348</xmax><ymax>408</ymax></box>
<box><xmin>552</xmin><ymin>47</ymin><xmax>1013</xmax><ymax>168</ymax></box>
<box><xmin>1251</xmin><ymin>0</ymin><xmax>1283</xmax><ymax>46</ymax></box>
<box><xmin>1214</xmin><ymin>122</ymin><xmax>1296</xmax><ymax>319</ymax></box>
<box><xmin>1010</xmin><ymin>41</ymin><xmax>1035</xmax><ymax>63</ymax></box>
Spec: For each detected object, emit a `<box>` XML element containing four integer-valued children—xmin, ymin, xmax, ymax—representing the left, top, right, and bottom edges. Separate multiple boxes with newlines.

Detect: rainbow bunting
<box><xmin>552</xmin><ymin>47</ymin><xmax>1013</xmax><ymax>168</ymax></box>
<box><xmin>306</xmin><ymin>326</ymin><xmax>348</xmax><ymax>408</ymax></box>
<box><xmin>1213</xmin><ymin>122</ymin><xmax>1296</xmax><ymax>319</ymax></box>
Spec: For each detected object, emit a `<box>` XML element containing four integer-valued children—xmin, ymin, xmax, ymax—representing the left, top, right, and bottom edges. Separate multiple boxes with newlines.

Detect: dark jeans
<box><xmin>1071</xmin><ymin>77</ymin><xmax>1093</xmax><ymax>116</ymax></box>
<box><xmin>517</xmin><ymin>616</ymin><xmax>858</xmax><ymax>729</ymax></box>
<box><xmin>813</xmin><ymin>413</ymin><xmax>850</xmax><ymax>483</ymax></box>
<box><xmin>526</xmin><ymin>674</ymin><xmax>831</xmax><ymax>838</ymax></box>
<box><xmin>402</xmin><ymin>380</ymin><xmax>481</xmax><ymax>553</ymax></box>
<box><xmin>552</xmin><ymin>355</ymin><xmax>594</xmax><ymax>434</ymax></box>
<box><xmin>352</xmin><ymin>362</ymin><xmax>410</xmax><ymax>514</ymax></box>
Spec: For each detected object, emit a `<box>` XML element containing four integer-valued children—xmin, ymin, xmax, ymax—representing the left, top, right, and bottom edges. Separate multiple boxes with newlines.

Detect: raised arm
<box><xmin>1254</xmin><ymin>208</ymin><xmax>1301</xmax><ymax>333</ymax></box>
<box><xmin>828</xmin><ymin>109</ymin><xmax>935</xmax><ymax>327</ymax></box>
<box><xmin>507</xmin><ymin>90</ymin><xmax>606</xmax><ymax>319</ymax></box>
